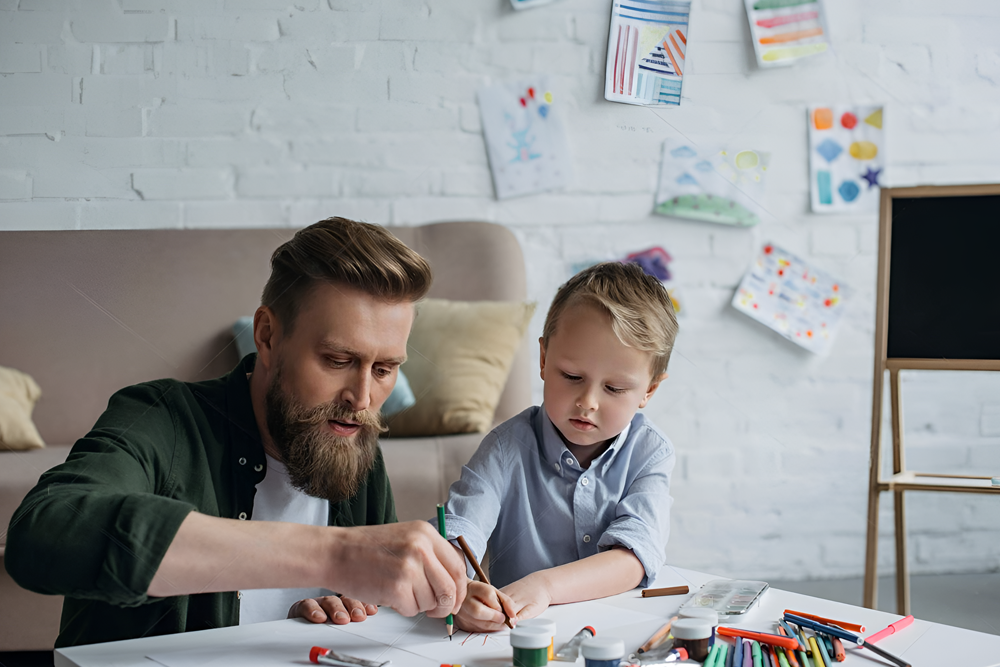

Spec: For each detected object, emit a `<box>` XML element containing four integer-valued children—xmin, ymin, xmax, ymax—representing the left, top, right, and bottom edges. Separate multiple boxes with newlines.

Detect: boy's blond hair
<box><xmin>542</xmin><ymin>262</ymin><xmax>678</xmax><ymax>379</ymax></box>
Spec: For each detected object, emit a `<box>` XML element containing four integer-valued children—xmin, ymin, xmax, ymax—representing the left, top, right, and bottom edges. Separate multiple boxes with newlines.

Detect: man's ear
<box><xmin>253</xmin><ymin>306</ymin><xmax>279</xmax><ymax>370</ymax></box>
<box><xmin>538</xmin><ymin>337</ymin><xmax>547</xmax><ymax>381</ymax></box>
<box><xmin>638</xmin><ymin>372</ymin><xmax>668</xmax><ymax>409</ymax></box>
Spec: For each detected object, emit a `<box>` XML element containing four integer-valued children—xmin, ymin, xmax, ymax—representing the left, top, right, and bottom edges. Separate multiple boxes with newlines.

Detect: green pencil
<box><xmin>436</xmin><ymin>504</ymin><xmax>454</xmax><ymax>640</ymax></box>
<box><xmin>751</xmin><ymin>640</ymin><xmax>762</xmax><ymax>667</ymax></box>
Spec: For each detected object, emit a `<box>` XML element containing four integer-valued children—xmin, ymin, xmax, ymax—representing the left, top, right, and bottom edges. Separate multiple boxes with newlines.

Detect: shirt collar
<box><xmin>536</xmin><ymin>404</ymin><xmax>632</xmax><ymax>474</ymax></box>
<box><xmin>226</xmin><ymin>353</ymin><xmax>267</xmax><ymax>478</ymax></box>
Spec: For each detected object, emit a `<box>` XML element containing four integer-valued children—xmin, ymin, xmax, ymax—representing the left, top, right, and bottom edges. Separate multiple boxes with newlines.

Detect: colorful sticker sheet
<box><xmin>744</xmin><ymin>0</ymin><xmax>830</xmax><ymax>68</ymax></box>
<box><xmin>604</xmin><ymin>0</ymin><xmax>691</xmax><ymax>107</ymax></box>
<box><xmin>808</xmin><ymin>105</ymin><xmax>884</xmax><ymax>213</ymax></box>
<box><xmin>654</xmin><ymin>140</ymin><xmax>770</xmax><ymax>226</ymax></box>
<box><xmin>732</xmin><ymin>243</ymin><xmax>848</xmax><ymax>354</ymax></box>
<box><xmin>478</xmin><ymin>77</ymin><xmax>572</xmax><ymax>199</ymax></box>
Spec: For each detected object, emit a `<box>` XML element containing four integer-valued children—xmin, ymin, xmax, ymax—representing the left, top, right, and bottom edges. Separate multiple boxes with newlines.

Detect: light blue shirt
<box><xmin>438</xmin><ymin>405</ymin><xmax>675</xmax><ymax>589</ymax></box>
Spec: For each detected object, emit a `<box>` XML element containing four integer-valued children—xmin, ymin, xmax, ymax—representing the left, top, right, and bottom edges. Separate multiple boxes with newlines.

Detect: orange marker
<box><xmin>783</xmin><ymin>610</ymin><xmax>865</xmax><ymax>634</ymax></box>
<box><xmin>717</xmin><ymin>627</ymin><xmax>798</xmax><ymax>651</ymax></box>
<box><xmin>776</xmin><ymin>626</ymin><xmax>801</xmax><ymax>667</ymax></box>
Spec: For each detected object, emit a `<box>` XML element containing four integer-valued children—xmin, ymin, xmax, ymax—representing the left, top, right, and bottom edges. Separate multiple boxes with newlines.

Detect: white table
<box><xmin>55</xmin><ymin>567</ymin><xmax>1000</xmax><ymax>667</ymax></box>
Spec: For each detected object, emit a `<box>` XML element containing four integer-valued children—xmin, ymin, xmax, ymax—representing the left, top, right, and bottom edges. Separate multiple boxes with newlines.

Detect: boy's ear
<box><xmin>538</xmin><ymin>337</ymin><xmax>547</xmax><ymax>380</ymax></box>
<box><xmin>638</xmin><ymin>372</ymin><xmax>668</xmax><ymax>409</ymax></box>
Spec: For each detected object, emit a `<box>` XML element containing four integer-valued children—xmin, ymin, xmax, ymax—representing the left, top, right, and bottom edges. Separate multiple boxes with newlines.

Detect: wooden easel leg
<box><xmin>894</xmin><ymin>489</ymin><xmax>910</xmax><ymax>615</ymax></box>
<box><xmin>864</xmin><ymin>487</ymin><xmax>880</xmax><ymax>609</ymax></box>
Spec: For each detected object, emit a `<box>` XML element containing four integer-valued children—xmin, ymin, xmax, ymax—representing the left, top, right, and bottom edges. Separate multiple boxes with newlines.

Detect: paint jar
<box><xmin>678</xmin><ymin>607</ymin><xmax>719</xmax><ymax>645</ymax></box>
<box><xmin>581</xmin><ymin>636</ymin><xmax>624</xmax><ymax>667</ymax></box>
<box><xmin>518</xmin><ymin>618</ymin><xmax>557</xmax><ymax>661</ymax></box>
<box><xmin>511</xmin><ymin>626</ymin><xmax>551</xmax><ymax>667</ymax></box>
<box><xmin>670</xmin><ymin>619</ymin><xmax>712</xmax><ymax>662</ymax></box>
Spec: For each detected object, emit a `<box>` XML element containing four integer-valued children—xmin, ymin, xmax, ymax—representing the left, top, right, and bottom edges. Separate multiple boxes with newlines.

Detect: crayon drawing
<box><xmin>655</xmin><ymin>140</ymin><xmax>770</xmax><ymax>226</ymax></box>
<box><xmin>478</xmin><ymin>77</ymin><xmax>572</xmax><ymax>199</ymax></box>
<box><xmin>732</xmin><ymin>244</ymin><xmax>848</xmax><ymax>355</ymax></box>
<box><xmin>744</xmin><ymin>0</ymin><xmax>830</xmax><ymax>68</ymax></box>
<box><xmin>808</xmin><ymin>105</ymin><xmax>884</xmax><ymax>213</ymax></box>
<box><xmin>604</xmin><ymin>0</ymin><xmax>691</xmax><ymax>106</ymax></box>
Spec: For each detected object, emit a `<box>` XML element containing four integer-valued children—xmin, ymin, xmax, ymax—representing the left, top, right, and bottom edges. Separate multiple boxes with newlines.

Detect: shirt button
<box><xmin>238</xmin><ymin>457</ymin><xmax>247</xmax><ymax>465</ymax></box>
<box><xmin>238</xmin><ymin>512</ymin><xmax>247</xmax><ymax>520</ymax></box>
<box><xmin>581</xmin><ymin>477</ymin><xmax>590</xmax><ymax>486</ymax></box>
<box><xmin>565</xmin><ymin>457</ymin><xmax>574</xmax><ymax>465</ymax></box>
<box><xmin>237</xmin><ymin>591</ymin><xmax>243</xmax><ymax>600</ymax></box>
<box><xmin>553</xmin><ymin>463</ymin><xmax>561</xmax><ymax>471</ymax></box>
<box><xmin>254</xmin><ymin>464</ymin><xmax>263</xmax><ymax>472</ymax></box>
<box><xmin>583</xmin><ymin>534</ymin><xmax>591</xmax><ymax>543</ymax></box>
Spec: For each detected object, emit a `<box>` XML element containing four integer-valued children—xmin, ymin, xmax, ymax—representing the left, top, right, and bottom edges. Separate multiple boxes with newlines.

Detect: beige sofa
<box><xmin>0</xmin><ymin>221</ymin><xmax>531</xmax><ymax>651</ymax></box>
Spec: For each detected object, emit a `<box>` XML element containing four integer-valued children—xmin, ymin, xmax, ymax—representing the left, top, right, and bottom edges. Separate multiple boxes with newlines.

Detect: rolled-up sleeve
<box><xmin>5</xmin><ymin>383</ymin><xmax>196</xmax><ymax>607</ymax></box>
<box><xmin>431</xmin><ymin>429</ymin><xmax>509</xmax><ymax>574</ymax></box>
<box><xmin>597</xmin><ymin>437</ymin><xmax>675</xmax><ymax>587</ymax></box>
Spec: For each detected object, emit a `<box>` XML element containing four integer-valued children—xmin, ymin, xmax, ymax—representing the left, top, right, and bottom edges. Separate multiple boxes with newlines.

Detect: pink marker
<box><xmin>866</xmin><ymin>616</ymin><xmax>914</xmax><ymax>644</ymax></box>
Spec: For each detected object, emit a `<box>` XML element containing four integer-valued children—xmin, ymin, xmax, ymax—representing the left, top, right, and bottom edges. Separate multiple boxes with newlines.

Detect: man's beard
<box><xmin>264</xmin><ymin>369</ymin><xmax>386</xmax><ymax>503</ymax></box>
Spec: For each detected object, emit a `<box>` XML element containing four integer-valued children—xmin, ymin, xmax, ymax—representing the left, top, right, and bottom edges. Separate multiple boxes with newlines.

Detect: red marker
<box><xmin>866</xmin><ymin>616</ymin><xmax>914</xmax><ymax>644</ymax></box>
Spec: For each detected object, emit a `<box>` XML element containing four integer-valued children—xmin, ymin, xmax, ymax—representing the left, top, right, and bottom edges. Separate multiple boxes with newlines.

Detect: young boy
<box><xmin>438</xmin><ymin>261</ymin><xmax>678</xmax><ymax>633</ymax></box>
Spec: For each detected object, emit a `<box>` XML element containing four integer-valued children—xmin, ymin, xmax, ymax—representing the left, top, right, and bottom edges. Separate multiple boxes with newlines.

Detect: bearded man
<box><xmin>6</xmin><ymin>218</ymin><xmax>468</xmax><ymax>648</ymax></box>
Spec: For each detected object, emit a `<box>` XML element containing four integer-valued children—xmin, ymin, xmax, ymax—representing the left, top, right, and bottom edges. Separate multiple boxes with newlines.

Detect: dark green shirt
<box><xmin>6</xmin><ymin>354</ymin><xmax>396</xmax><ymax>648</ymax></box>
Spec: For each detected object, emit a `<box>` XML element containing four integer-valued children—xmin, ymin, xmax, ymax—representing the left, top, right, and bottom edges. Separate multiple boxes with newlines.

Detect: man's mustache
<box><xmin>291</xmin><ymin>400</ymin><xmax>388</xmax><ymax>434</ymax></box>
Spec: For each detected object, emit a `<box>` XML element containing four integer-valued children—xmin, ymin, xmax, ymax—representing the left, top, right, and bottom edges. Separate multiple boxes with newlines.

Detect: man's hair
<box><xmin>542</xmin><ymin>262</ymin><xmax>679</xmax><ymax>379</ymax></box>
<box><xmin>262</xmin><ymin>217</ymin><xmax>432</xmax><ymax>333</ymax></box>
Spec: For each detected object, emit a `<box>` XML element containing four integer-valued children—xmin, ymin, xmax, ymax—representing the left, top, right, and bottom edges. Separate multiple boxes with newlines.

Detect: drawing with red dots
<box><xmin>731</xmin><ymin>243</ymin><xmax>848</xmax><ymax>354</ymax></box>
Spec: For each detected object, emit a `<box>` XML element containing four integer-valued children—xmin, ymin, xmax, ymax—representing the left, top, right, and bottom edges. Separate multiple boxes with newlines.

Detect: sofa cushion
<box><xmin>0</xmin><ymin>366</ymin><xmax>45</xmax><ymax>452</ymax></box>
<box><xmin>386</xmin><ymin>299</ymin><xmax>535</xmax><ymax>438</ymax></box>
<box><xmin>0</xmin><ymin>445</ymin><xmax>73</xmax><ymax>549</ymax></box>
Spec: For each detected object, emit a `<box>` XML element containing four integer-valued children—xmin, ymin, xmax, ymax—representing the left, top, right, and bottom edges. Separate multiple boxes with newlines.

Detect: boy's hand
<box><xmin>454</xmin><ymin>580</ymin><xmax>519</xmax><ymax>633</ymax></box>
<box><xmin>288</xmin><ymin>594</ymin><xmax>378</xmax><ymax>624</ymax></box>
<box><xmin>501</xmin><ymin>573</ymin><xmax>553</xmax><ymax>622</ymax></box>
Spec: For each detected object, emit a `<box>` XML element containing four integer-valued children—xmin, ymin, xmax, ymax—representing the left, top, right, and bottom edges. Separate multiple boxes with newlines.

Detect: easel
<box><xmin>864</xmin><ymin>183</ymin><xmax>1000</xmax><ymax>615</ymax></box>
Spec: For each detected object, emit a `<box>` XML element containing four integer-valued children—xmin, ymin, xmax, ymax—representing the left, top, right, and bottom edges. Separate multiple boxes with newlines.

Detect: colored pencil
<box><xmin>751</xmin><ymin>640</ymin><xmax>763</xmax><ymax>667</ymax></box>
<box><xmin>734</xmin><ymin>638</ymin><xmax>745</xmax><ymax>667</ymax></box>
<box><xmin>807</xmin><ymin>637</ymin><xmax>825</xmax><ymax>667</ymax></box>
<box><xmin>706</xmin><ymin>644</ymin><xmax>722</xmax><ymax>667</ymax></box>
<box><xmin>435</xmin><ymin>504</ymin><xmax>453</xmax><ymax>640</ymax></box>
<box><xmin>726</xmin><ymin>640</ymin><xmax>736</xmax><ymax>667</ymax></box>
<box><xmin>815</xmin><ymin>633</ymin><xmax>834</xmax><ymax>667</ymax></box>
<box><xmin>784</xmin><ymin>609</ymin><xmax>866</xmax><ymax>634</ymax></box>
<box><xmin>775</xmin><ymin>626</ymin><xmax>800</xmax><ymax>667</ymax></box>
<box><xmin>742</xmin><ymin>639</ymin><xmax>752</xmax><ymax>667</ymax></box>
<box><xmin>455</xmin><ymin>535</ymin><xmax>512</xmax><ymax>629</ymax></box>
<box><xmin>866</xmin><ymin>616</ymin><xmax>914</xmax><ymax>644</ymax></box>
<box><xmin>641</xmin><ymin>585</ymin><xmax>690</xmax><ymax>597</ymax></box>
<box><xmin>638</xmin><ymin>617</ymin><xmax>676</xmax><ymax>653</ymax></box>
<box><xmin>830</xmin><ymin>637</ymin><xmax>845</xmax><ymax>662</ymax></box>
<box><xmin>783</xmin><ymin>614</ymin><xmax>861</xmax><ymax>646</ymax></box>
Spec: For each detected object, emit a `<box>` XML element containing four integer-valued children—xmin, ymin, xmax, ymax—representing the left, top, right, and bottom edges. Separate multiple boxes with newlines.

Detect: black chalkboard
<box><xmin>887</xmin><ymin>194</ymin><xmax>1000</xmax><ymax>359</ymax></box>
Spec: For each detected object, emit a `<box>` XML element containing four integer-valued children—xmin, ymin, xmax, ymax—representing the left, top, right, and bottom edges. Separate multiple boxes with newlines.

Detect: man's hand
<box><xmin>454</xmin><ymin>580</ymin><xmax>518</xmax><ymax>633</ymax></box>
<box><xmin>501</xmin><ymin>572</ymin><xmax>553</xmax><ymax>623</ymax></box>
<box><xmin>327</xmin><ymin>520</ymin><xmax>468</xmax><ymax>619</ymax></box>
<box><xmin>288</xmin><ymin>595</ymin><xmax>378</xmax><ymax>624</ymax></box>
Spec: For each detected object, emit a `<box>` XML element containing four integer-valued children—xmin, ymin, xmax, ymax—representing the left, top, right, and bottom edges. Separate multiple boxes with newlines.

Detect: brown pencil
<box><xmin>638</xmin><ymin>616</ymin><xmax>676</xmax><ymax>653</ymax></box>
<box><xmin>641</xmin><ymin>585</ymin><xmax>690</xmax><ymax>598</ymax></box>
<box><xmin>455</xmin><ymin>535</ymin><xmax>513</xmax><ymax>629</ymax></box>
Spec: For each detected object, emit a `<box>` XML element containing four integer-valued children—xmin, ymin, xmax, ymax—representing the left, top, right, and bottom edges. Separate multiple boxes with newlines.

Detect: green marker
<box><xmin>776</xmin><ymin>648</ymin><xmax>791</xmax><ymax>667</ymax></box>
<box><xmin>751</xmin><ymin>640</ymin><xmax>762</xmax><ymax>667</ymax></box>
<box><xmin>718</xmin><ymin>643</ymin><xmax>729</xmax><ymax>667</ymax></box>
<box><xmin>705</xmin><ymin>643</ymin><xmax>722</xmax><ymax>667</ymax></box>
<box><xmin>436</xmin><ymin>504</ymin><xmax>454</xmax><ymax>640</ymax></box>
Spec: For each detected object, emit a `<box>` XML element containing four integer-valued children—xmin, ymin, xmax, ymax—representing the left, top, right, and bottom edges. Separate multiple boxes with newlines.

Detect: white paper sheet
<box><xmin>744</xmin><ymin>0</ymin><xmax>831</xmax><ymax>68</ymax></box>
<box><xmin>807</xmin><ymin>105</ymin><xmax>884</xmax><ymax>213</ymax></box>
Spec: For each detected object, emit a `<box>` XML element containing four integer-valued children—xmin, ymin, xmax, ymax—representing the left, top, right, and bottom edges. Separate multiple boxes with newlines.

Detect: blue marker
<box><xmin>783</xmin><ymin>614</ymin><xmax>863</xmax><ymax>646</ymax></box>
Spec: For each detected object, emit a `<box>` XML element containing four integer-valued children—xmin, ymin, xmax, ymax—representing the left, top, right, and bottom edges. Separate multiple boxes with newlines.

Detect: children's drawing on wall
<box><xmin>479</xmin><ymin>77</ymin><xmax>572</xmax><ymax>199</ymax></box>
<box><xmin>509</xmin><ymin>0</ymin><xmax>559</xmax><ymax>9</ymax></box>
<box><xmin>571</xmin><ymin>247</ymin><xmax>682</xmax><ymax>314</ymax></box>
<box><xmin>654</xmin><ymin>140</ymin><xmax>770</xmax><ymax>226</ymax></box>
<box><xmin>604</xmin><ymin>0</ymin><xmax>691</xmax><ymax>106</ymax></box>
<box><xmin>808</xmin><ymin>105</ymin><xmax>884</xmax><ymax>213</ymax></box>
<box><xmin>744</xmin><ymin>0</ymin><xmax>830</xmax><ymax>68</ymax></box>
<box><xmin>732</xmin><ymin>243</ymin><xmax>848</xmax><ymax>355</ymax></box>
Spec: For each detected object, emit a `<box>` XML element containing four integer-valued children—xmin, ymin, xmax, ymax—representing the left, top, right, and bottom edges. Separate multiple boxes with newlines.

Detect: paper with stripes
<box><xmin>604</xmin><ymin>0</ymin><xmax>690</xmax><ymax>106</ymax></box>
<box><xmin>744</xmin><ymin>0</ymin><xmax>830</xmax><ymax>68</ymax></box>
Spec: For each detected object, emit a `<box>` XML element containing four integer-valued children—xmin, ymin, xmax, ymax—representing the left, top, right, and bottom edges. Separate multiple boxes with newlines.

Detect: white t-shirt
<box><xmin>238</xmin><ymin>453</ymin><xmax>332</xmax><ymax>625</ymax></box>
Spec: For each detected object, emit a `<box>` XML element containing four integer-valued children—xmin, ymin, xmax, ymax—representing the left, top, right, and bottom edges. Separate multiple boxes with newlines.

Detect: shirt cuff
<box><xmin>597</xmin><ymin>526</ymin><xmax>665</xmax><ymax>589</ymax></box>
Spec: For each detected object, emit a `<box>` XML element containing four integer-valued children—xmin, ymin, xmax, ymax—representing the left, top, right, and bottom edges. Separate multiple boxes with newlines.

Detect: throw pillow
<box><xmin>387</xmin><ymin>298</ymin><xmax>536</xmax><ymax>438</ymax></box>
<box><xmin>231</xmin><ymin>316</ymin><xmax>417</xmax><ymax>418</ymax></box>
<box><xmin>0</xmin><ymin>365</ymin><xmax>45</xmax><ymax>451</ymax></box>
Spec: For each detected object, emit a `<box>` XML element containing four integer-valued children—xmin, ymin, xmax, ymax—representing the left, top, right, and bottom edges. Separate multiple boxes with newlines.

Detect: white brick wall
<box><xmin>2</xmin><ymin>0</ymin><xmax>999</xmax><ymax>582</ymax></box>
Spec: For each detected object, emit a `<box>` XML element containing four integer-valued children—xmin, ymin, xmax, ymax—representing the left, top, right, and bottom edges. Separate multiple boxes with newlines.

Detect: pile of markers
<box><xmin>706</xmin><ymin>610</ymin><xmax>912</xmax><ymax>667</ymax></box>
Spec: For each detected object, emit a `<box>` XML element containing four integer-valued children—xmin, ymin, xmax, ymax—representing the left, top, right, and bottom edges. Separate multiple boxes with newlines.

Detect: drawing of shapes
<box><xmin>838</xmin><ymin>180</ymin><xmax>860</xmax><ymax>202</ymax></box>
<box><xmin>864</xmin><ymin>108</ymin><xmax>883</xmax><ymax>128</ymax></box>
<box><xmin>816</xmin><ymin>139</ymin><xmax>842</xmax><ymax>163</ymax></box>
<box><xmin>841</xmin><ymin>111</ymin><xmax>857</xmax><ymax>128</ymax></box>
<box><xmin>675</xmin><ymin>172</ymin><xmax>699</xmax><ymax>186</ymax></box>
<box><xmin>695</xmin><ymin>160</ymin><xmax>713</xmax><ymax>172</ymax></box>
<box><xmin>752</xmin><ymin>0</ymin><xmax>818</xmax><ymax>8</ymax></box>
<box><xmin>655</xmin><ymin>194</ymin><xmax>759</xmax><ymax>226</ymax></box>
<box><xmin>605</xmin><ymin>1</ymin><xmax>690</xmax><ymax>106</ymax></box>
<box><xmin>735</xmin><ymin>150</ymin><xmax>759</xmax><ymax>169</ymax></box>
<box><xmin>671</xmin><ymin>145</ymin><xmax>697</xmax><ymax>159</ymax></box>
<box><xmin>816</xmin><ymin>171</ymin><xmax>832</xmax><ymax>204</ymax></box>
<box><xmin>812</xmin><ymin>107</ymin><xmax>833</xmax><ymax>130</ymax></box>
<box><xmin>848</xmin><ymin>141</ymin><xmax>878</xmax><ymax>160</ymax></box>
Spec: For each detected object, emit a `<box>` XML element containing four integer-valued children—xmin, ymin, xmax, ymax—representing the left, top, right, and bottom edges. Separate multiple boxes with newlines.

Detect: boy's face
<box><xmin>539</xmin><ymin>300</ymin><xmax>664</xmax><ymax>450</ymax></box>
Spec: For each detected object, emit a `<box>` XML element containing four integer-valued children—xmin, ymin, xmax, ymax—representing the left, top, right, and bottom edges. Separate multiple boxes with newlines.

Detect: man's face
<box><xmin>263</xmin><ymin>282</ymin><xmax>414</xmax><ymax>501</ymax></box>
